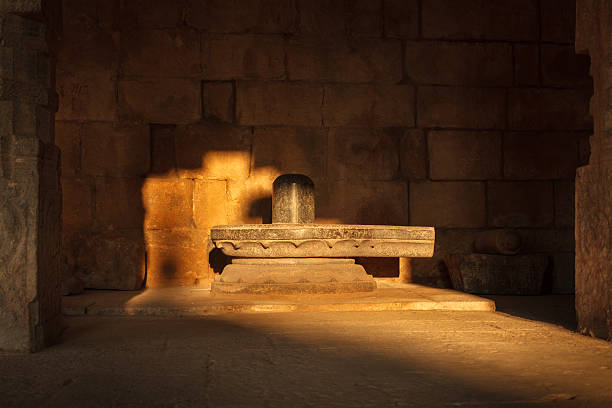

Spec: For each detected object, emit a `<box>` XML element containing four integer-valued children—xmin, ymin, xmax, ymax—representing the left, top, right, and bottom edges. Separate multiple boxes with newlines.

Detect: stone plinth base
<box><xmin>212</xmin><ymin>258</ymin><xmax>376</xmax><ymax>294</ymax></box>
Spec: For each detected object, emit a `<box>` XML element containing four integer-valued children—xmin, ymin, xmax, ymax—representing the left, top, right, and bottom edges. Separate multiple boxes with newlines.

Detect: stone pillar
<box><xmin>0</xmin><ymin>1</ymin><xmax>62</xmax><ymax>351</ymax></box>
<box><xmin>575</xmin><ymin>0</ymin><xmax>612</xmax><ymax>340</ymax></box>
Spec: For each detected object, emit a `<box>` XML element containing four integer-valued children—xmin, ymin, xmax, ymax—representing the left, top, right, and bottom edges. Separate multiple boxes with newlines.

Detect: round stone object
<box><xmin>272</xmin><ymin>174</ymin><xmax>314</xmax><ymax>224</ymax></box>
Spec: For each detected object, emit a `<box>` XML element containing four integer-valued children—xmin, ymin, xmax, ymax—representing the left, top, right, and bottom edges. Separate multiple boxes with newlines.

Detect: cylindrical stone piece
<box><xmin>272</xmin><ymin>174</ymin><xmax>315</xmax><ymax>224</ymax></box>
<box><xmin>473</xmin><ymin>230</ymin><xmax>522</xmax><ymax>255</ymax></box>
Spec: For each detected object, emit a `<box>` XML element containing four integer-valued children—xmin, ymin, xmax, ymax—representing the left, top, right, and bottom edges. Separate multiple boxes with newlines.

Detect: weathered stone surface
<box><xmin>193</xmin><ymin>179</ymin><xmax>228</xmax><ymax>230</ymax></box>
<box><xmin>410</xmin><ymin>181</ymin><xmax>486</xmax><ymax>228</ymax></box>
<box><xmin>329</xmin><ymin>127</ymin><xmax>399</xmax><ymax>181</ymax></box>
<box><xmin>185</xmin><ymin>0</ymin><xmax>296</xmax><ymax>33</ymax></box>
<box><xmin>318</xmin><ymin>181</ymin><xmax>409</xmax><ymax>225</ymax></box>
<box><xmin>421</xmin><ymin>0</ymin><xmax>538</xmax><ymax>41</ymax></box>
<box><xmin>541</xmin><ymin>0</ymin><xmax>575</xmax><ymax>43</ymax></box>
<box><xmin>287</xmin><ymin>38</ymin><xmax>402</xmax><ymax>83</ymax></box>
<box><xmin>236</xmin><ymin>82</ymin><xmax>322</xmax><ymax>126</ymax></box>
<box><xmin>120</xmin><ymin>0</ymin><xmax>186</xmax><ymax>28</ymax></box>
<box><xmin>141</xmin><ymin>178</ymin><xmax>194</xmax><ymax>230</ymax></box>
<box><xmin>473</xmin><ymin>230</ymin><xmax>522</xmax><ymax>255</ymax></box>
<box><xmin>202</xmin><ymin>34</ymin><xmax>284</xmax><ymax>80</ymax></box>
<box><xmin>550</xmin><ymin>252</ymin><xmax>575</xmax><ymax>294</ymax></box>
<box><xmin>418</xmin><ymin>87</ymin><xmax>505</xmax><ymax>129</ymax></box>
<box><xmin>63</xmin><ymin>232</ymin><xmax>145</xmax><ymax>290</ymax></box>
<box><xmin>513</xmin><ymin>44</ymin><xmax>539</xmax><ymax>86</ymax></box>
<box><xmin>404</xmin><ymin>41</ymin><xmax>512</xmax><ymax>86</ymax></box>
<box><xmin>383</xmin><ymin>0</ymin><xmax>419</xmax><ymax>38</ymax></box>
<box><xmin>541</xmin><ymin>44</ymin><xmax>591</xmax><ymax>88</ymax></box>
<box><xmin>150</xmin><ymin>124</ymin><xmax>178</xmax><ymax>176</ymax></box>
<box><xmin>555</xmin><ymin>181</ymin><xmax>575</xmax><ymax>228</ymax></box>
<box><xmin>487</xmin><ymin>181</ymin><xmax>554</xmax><ymax>227</ymax></box>
<box><xmin>252</xmin><ymin>127</ymin><xmax>327</xmax><ymax>179</ymax></box>
<box><xmin>62</xmin><ymin>178</ymin><xmax>93</xmax><ymax>231</ymax></box>
<box><xmin>507</xmin><ymin>88</ymin><xmax>592</xmax><ymax>130</ymax></box>
<box><xmin>54</xmin><ymin>121</ymin><xmax>80</xmax><ymax>177</ymax></box>
<box><xmin>503</xmin><ymin>132</ymin><xmax>579</xmax><ymax>179</ymax></box>
<box><xmin>81</xmin><ymin>122</ymin><xmax>150</xmax><ymax>177</ymax></box>
<box><xmin>203</xmin><ymin>82</ymin><xmax>234</xmax><ymax>123</ymax></box>
<box><xmin>297</xmin><ymin>0</ymin><xmax>381</xmax><ymax>38</ymax></box>
<box><xmin>445</xmin><ymin>254</ymin><xmax>548</xmax><ymax>295</ymax></box>
<box><xmin>428</xmin><ymin>131</ymin><xmax>501</xmax><ymax>180</ymax></box>
<box><xmin>94</xmin><ymin>178</ymin><xmax>144</xmax><ymax>231</ymax></box>
<box><xmin>323</xmin><ymin>84</ymin><xmax>414</xmax><ymax>127</ymax></box>
<box><xmin>212</xmin><ymin>258</ymin><xmax>376</xmax><ymax>294</ymax></box>
<box><xmin>121</xmin><ymin>29</ymin><xmax>201</xmax><ymax>77</ymax></box>
<box><xmin>145</xmin><ymin>241</ymin><xmax>209</xmax><ymax>288</ymax></box>
<box><xmin>211</xmin><ymin>224</ymin><xmax>434</xmax><ymax>258</ymax></box>
<box><xmin>56</xmin><ymin>69</ymin><xmax>116</xmax><ymax>121</ymax></box>
<box><xmin>576</xmin><ymin>164</ymin><xmax>612</xmax><ymax>339</ymax></box>
<box><xmin>271</xmin><ymin>174</ymin><xmax>315</xmax><ymax>224</ymax></box>
<box><xmin>173</xmin><ymin>121</ymin><xmax>252</xmax><ymax>180</ymax></box>
<box><xmin>118</xmin><ymin>79</ymin><xmax>201</xmax><ymax>124</ymax></box>
<box><xmin>400</xmin><ymin>129</ymin><xmax>427</xmax><ymax>180</ymax></box>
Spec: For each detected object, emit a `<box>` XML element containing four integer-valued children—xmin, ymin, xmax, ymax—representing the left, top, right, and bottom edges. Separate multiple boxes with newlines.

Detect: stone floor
<box><xmin>61</xmin><ymin>280</ymin><xmax>495</xmax><ymax>316</ymax></box>
<box><xmin>1</xmin><ymin>294</ymin><xmax>611</xmax><ymax>407</ymax></box>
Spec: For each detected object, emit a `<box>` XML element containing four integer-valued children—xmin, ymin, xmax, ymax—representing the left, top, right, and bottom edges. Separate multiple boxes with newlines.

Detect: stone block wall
<box><xmin>56</xmin><ymin>0</ymin><xmax>592</xmax><ymax>290</ymax></box>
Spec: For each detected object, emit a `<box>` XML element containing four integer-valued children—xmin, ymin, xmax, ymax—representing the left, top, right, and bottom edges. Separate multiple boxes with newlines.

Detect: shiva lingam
<box><xmin>210</xmin><ymin>174</ymin><xmax>435</xmax><ymax>294</ymax></box>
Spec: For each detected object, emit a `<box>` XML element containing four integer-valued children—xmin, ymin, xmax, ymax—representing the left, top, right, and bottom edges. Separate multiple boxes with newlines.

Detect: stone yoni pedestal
<box><xmin>211</xmin><ymin>174</ymin><xmax>435</xmax><ymax>294</ymax></box>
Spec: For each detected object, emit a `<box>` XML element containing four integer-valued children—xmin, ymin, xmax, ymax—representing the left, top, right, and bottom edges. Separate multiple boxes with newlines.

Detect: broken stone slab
<box><xmin>444</xmin><ymin>253</ymin><xmax>548</xmax><ymax>295</ymax></box>
<box><xmin>211</xmin><ymin>224</ymin><xmax>435</xmax><ymax>258</ymax></box>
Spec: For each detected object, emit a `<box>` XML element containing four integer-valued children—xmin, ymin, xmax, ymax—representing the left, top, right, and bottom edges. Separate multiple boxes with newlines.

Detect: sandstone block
<box><xmin>121</xmin><ymin>0</ymin><xmax>186</xmax><ymax>28</ymax></box>
<box><xmin>56</xmin><ymin>69</ymin><xmax>116</xmax><ymax>121</ymax></box>
<box><xmin>150</xmin><ymin>124</ymin><xmax>178</xmax><ymax>176</ymax></box>
<box><xmin>226</xmin><ymin>175</ymin><xmax>275</xmax><ymax>224</ymax></box>
<box><xmin>400</xmin><ymin>129</ymin><xmax>427</xmax><ymax>180</ymax></box>
<box><xmin>81</xmin><ymin>122</ymin><xmax>150</xmax><ymax>177</ymax></box>
<box><xmin>555</xmin><ymin>181</ymin><xmax>575</xmax><ymax>228</ymax></box>
<box><xmin>418</xmin><ymin>86</ymin><xmax>505</xmax><ymax>129</ymax></box>
<box><xmin>428</xmin><ymin>131</ymin><xmax>501</xmax><ymax>180</ymax></box>
<box><xmin>252</xmin><ymin>127</ymin><xmax>327</xmax><ymax>179</ymax></box>
<box><xmin>61</xmin><ymin>178</ymin><xmax>93</xmax><ymax>231</ymax></box>
<box><xmin>287</xmin><ymin>38</ymin><xmax>402</xmax><ymax>83</ymax></box>
<box><xmin>410</xmin><ymin>181</ymin><xmax>486</xmax><ymax>228</ymax></box>
<box><xmin>57</xmin><ymin>28</ymin><xmax>118</xmax><ymax>72</ymax></box>
<box><xmin>121</xmin><ymin>29</ymin><xmax>201</xmax><ymax>77</ymax></box>
<box><xmin>94</xmin><ymin>178</ymin><xmax>144</xmax><ymax>231</ymax></box>
<box><xmin>422</xmin><ymin>0</ymin><xmax>538</xmax><ymax>41</ymax></box>
<box><xmin>541</xmin><ymin>0</ymin><xmax>575</xmax><ymax>43</ymax></box>
<box><xmin>487</xmin><ymin>181</ymin><xmax>554</xmax><ymax>227</ymax></box>
<box><xmin>146</xmin><ymin>244</ymin><xmax>209</xmax><ymax>288</ymax></box>
<box><xmin>142</xmin><ymin>178</ymin><xmax>194</xmax><ymax>230</ymax></box>
<box><xmin>203</xmin><ymin>81</ymin><xmax>234</xmax><ymax>123</ymax></box>
<box><xmin>404</xmin><ymin>41</ymin><xmax>512</xmax><ymax>86</ymax></box>
<box><xmin>323</xmin><ymin>84</ymin><xmax>414</xmax><ymax>127</ymax></box>
<box><xmin>118</xmin><ymin>79</ymin><xmax>201</xmax><ymax>124</ymax></box>
<box><xmin>202</xmin><ymin>34</ymin><xmax>284</xmax><ymax>80</ymax></box>
<box><xmin>508</xmin><ymin>88</ymin><xmax>592</xmax><ymax>130</ymax></box>
<box><xmin>236</xmin><ymin>82</ymin><xmax>322</xmax><ymax>126</ymax></box>
<box><xmin>383</xmin><ymin>0</ymin><xmax>418</xmax><ymax>38</ymax></box>
<box><xmin>54</xmin><ymin>121</ymin><xmax>80</xmax><ymax>177</ymax></box>
<box><xmin>174</xmin><ymin>121</ymin><xmax>252</xmax><ymax>179</ymax></box>
<box><xmin>503</xmin><ymin>132</ymin><xmax>579</xmax><ymax>179</ymax></box>
<box><xmin>541</xmin><ymin>44</ymin><xmax>591</xmax><ymax>88</ymax></box>
<box><xmin>297</xmin><ymin>0</ymin><xmax>381</xmax><ymax>38</ymax></box>
<box><xmin>62</xmin><ymin>0</ymin><xmax>117</xmax><ymax>31</ymax></box>
<box><xmin>445</xmin><ymin>253</ymin><xmax>548</xmax><ymax>295</ymax></box>
<box><xmin>193</xmin><ymin>179</ymin><xmax>228</xmax><ymax>230</ymax></box>
<box><xmin>329</xmin><ymin>127</ymin><xmax>399</xmax><ymax>181</ymax></box>
<box><xmin>185</xmin><ymin>0</ymin><xmax>296</xmax><ymax>33</ymax></box>
<box><xmin>317</xmin><ymin>181</ymin><xmax>408</xmax><ymax>225</ymax></box>
<box><xmin>517</xmin><ymin>228</ymin><xmax>575</xmax><ymax>253</ymax></box>
<box><xmin>550</xmin><ymin>252</ymin><xmax>575</xmax><ymax>294</ymax></box>
<box><xmin>514</xmin><ymin>44</ymin><xmax>539</xmax><ymax>86</ymax></box>
<box><xmin>64</xmin><ymin>232</ymin><xmax>146</xmax><ymax>290</ymax></box>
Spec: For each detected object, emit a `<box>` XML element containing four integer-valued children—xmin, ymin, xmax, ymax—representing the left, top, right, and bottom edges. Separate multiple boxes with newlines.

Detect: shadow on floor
<box><xmin>483</xmin><ymin>294</ymin><xmax>577</xmax><ymax>331</ymax></box>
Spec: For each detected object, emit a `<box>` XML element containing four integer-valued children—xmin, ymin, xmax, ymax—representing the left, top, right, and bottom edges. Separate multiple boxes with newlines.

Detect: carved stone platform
<box><xmin>211</xmin><ymin>224</ymin><xmax>435</xmax><ymax>258</ymax></box>
<box><xmin>211</xmin><ymin>258</ymin><xmax>376</xmax><ymax>294</ymax></box>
